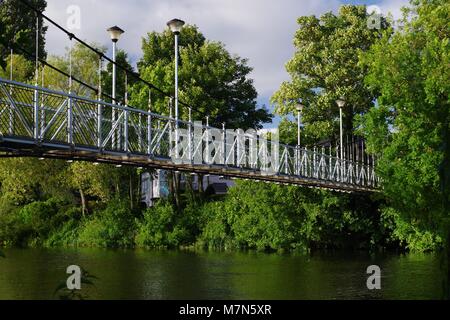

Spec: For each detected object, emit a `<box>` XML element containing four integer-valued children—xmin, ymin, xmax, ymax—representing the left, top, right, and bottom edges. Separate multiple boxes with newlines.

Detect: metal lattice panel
<box><xmin>0</xmin><ymin>78</ymin><xmax>379</xmax><ymax>192</ymax></box>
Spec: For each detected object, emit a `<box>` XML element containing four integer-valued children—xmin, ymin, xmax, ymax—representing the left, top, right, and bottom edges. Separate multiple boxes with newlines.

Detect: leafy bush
<box><xmin>197</xmin><ymin>201</ymin><xmax>233</xmax><ymax>250</ymax></box>
<box><xmin>0</xmin><ymin>197</ymin><xmax>80</xmax><ymax>246</ymax></box>
<box><xmin>381</xmin><ymin>207</ymin><xmax>443</xmax><ymax>252</ymax></box>
<box><xmin>136</xmin><ymin>200</ymin><xmax>182</xmax><ymax>248</ymax></box>
<box><xmin>45</xmin><ymin>219</ymin><xmax>81</xmax><ymax>247</ymax></box>
<box><xmin>77</xmin><ymin>199</ymin><xmax>136</xmax><ymax>248</ymax></box>
<box><xmin>0</xmin><ymin>200</ymin><xmax>27</xmax><ymax>246</ymax></box>
<box><xmin>196</xmin><ymin>181</ymin><xmax>387</xmax><ymax>252</ymax></box>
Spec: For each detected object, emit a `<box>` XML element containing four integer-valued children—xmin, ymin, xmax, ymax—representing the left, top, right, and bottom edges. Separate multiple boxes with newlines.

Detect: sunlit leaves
<box><xmin>130</xmin><ymin>25</ymin><xmax>271</xmax><ymax>129</ymax></box>
<box><xmin>272</xmin><ymin>5</ymin><xmax>389</xmax><ymax>143</ymax></box>
<box><xmin>359</xmin><ymin>0</ymin><xmax>449</xmax><ymax>229</ymax></box>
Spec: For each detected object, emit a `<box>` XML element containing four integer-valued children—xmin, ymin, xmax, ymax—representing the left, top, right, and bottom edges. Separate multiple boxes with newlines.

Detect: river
<box><xmin>0</xmin><ymin>248</ymin><xmax>444</xmax><ymax>299</ymax></box>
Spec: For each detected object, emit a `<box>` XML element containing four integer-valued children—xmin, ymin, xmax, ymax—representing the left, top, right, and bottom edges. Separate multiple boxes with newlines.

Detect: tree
<box><xmin>130</xmin><ymin>25</ymin><xmax>272</xmax><ymax>129</ymax></box>
<box><xmin>0</xmin><ymin>158</ymin><xmax>68</xmax><ymax>205</ymax></box>
<box><xmin>43</xmin><ymin>42</ymin><xmax>106</xmax><ymax>98</ymax></box>
<box><xmin>102</xmin><ymin>49</ymin><xmax>137</xmax><ymax>104</ymax></box>
<box><xmin>359</xmin><ymin>0</ymin><xmax>449</xmax><ymax>296</ymax></box>
<box><xmin>0</xmin><ymin>0</ymin><xmax>47</xmax><ymax>70</ymax></box>
<box><xmin>271</xmin><ymin>5</ymin><xmax>389</xmax><ymax>144</ymax></box>
<box><xmin>0</xmin><ymin>53</ymin><xmax>34</xmax><ymax>82</ymax></box>
<box><xmin>41</xmin><ymin>43</ymin><xmax>140</xmax><ymax>211</ymax></box>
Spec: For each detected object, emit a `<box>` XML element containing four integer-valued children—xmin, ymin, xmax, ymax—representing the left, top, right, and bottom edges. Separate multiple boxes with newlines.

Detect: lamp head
<box><xmin>107</xmin><ymin>26</ymin><xmax>125</xmax><ymax>42</ymax></box>
<box><xmin>167</xmin><ymin>18</ymin><xmax>185</xmax><ymax>34</ymax></box>
<box><xmin>336</xmin><ymin>97</ymin><xmax>346</xmax><ymax>108</ymax></box>
<box><xmin>295</xmin><ymin>104</ymin><xmax>305</xmax><ymax>113</ymax></box>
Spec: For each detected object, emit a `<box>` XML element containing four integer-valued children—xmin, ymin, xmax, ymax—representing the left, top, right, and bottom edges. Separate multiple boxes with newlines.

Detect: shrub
<box><xmin>135</xmin><ymin>200</ymin><xmax>176</xmax><ymax>248</ymax></box>
<box><xmin>381</xmin><ymin>207</ymin><xmax>443</xmax><ymax>252</ymax></box>
<box><xmin>77</xmin><ymin>199</ymin><xmax>136</xmax><ymax>248</ymax></box>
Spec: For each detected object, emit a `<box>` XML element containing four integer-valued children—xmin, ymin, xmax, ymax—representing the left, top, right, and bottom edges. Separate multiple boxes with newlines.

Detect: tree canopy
<box><xmin>359</xmin><ymin>0</ymin><xmax>449</xmax><ymax>229</ymax></box>
<box><xmin>271</xmin><ymin>5</ymin><xmax>389</xmax><ymax>144</ymax></box>
<box><xmin>0</xmin><ymin>0</ymin><xmax>47</xmax><ymax>70</ymax></box>
<box><xmin>130</xmin><ymin>25</ymin><xmax>272</xmax><ymax>129</ymax></box>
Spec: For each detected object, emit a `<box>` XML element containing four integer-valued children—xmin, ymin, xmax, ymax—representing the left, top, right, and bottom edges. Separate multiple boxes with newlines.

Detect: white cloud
<box><xmin>43</xmin><ymin>0</ymin><xmax>410</xmax><ymax>115</ymax></box>
<box><xmin>44</xmin><ymin>0</ymin><xmax>340</xmax><ymax>99</ymax></box>
<box><xmin>377</xmin><ymin>0</ymin><xmax>410</xmax><ymax>20</ymax></box>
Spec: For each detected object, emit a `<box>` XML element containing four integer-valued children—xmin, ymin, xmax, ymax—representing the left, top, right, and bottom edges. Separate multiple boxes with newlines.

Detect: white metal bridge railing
<box><xmin>0</xmin><ymin>78</ymin><xmax>378</xmax><ymax>191</ymax></box>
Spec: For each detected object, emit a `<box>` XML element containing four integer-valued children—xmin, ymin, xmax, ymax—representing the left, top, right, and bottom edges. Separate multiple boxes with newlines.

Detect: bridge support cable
<box><xmin>147</xmin><ymin>89</ymin><xmax>152</xmax><ymax>156</ymax></box>
<box><xmin>97</xmin><ymin>56</ymin><xmax>103</xmax><ymax>149</ymax></box>
<box><xmin>17</xmin><ymin>0</ymin><xmax>213</xmax><ymax>122</ymax></box>
<box><xmin>8</xmin><ymin>48</ymin><xmax>14</xmax><ymax>136</ymax></box>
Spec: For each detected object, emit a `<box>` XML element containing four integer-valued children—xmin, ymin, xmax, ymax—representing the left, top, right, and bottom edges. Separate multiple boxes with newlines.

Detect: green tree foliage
<box><xmin>0</xmin><ymin>158</ymin><xmax>68</xmax><ymax>205</ymax></box>
<box><xmin>43</xmin><ymin>42</ymin><xmax>106</xmax><ymax>98</ymax></box>
<box><xmin>130</xmin><ymin>25</ymin><xmax>271</xmax><ymax>129</ymax></box>
<box><xmin>0</xmin><ymin>0</ymin><xmax>47</xmax><ymax>69</ymax></box>
<box><xmin>77</xmin><ymin>199</ymin><xmax>136</xmax><ymax>248</ymax></box>
<box><xmin>1</xmin><ymin>1</ymin><xmax>446</xmax><ymax>258</ymax></box>
<box><xmin>40</xmin><ymin>43</ymin><xmax>141</xmax><ymax>211</ymax></box>
<box><xmin>198</xmin><ymin>181</ymin><xmax>384</xmax><ymax>251</ymax></box>
<box><xmin>359</xmin><ymin>0</ymin><xmax>449</xmax><ymax>235</ymax></box>
<box><xmin>0</xmin><ymin>53</ymin><xmax>34</xmax><ymax>82</ymax></box>
<box><xmin>271</xmin><ymin>5</ymin><xmax>389</xmax><ymax>143</ymax></box>
<box><xmin>135</xmin><ymin>200</ymin><xmax>201</xmax><ymax>248</ymax></box>
<box><xmin>0</xmin><ymin>197</ymin><xmax>80</xmax><ymax>247</ymax></box>
<box><xmin>102</xmin><ymin>49</ymin><xmax>136</xmax><ymax>104</ymax></box>
<box><xmin>358</xmin><ymin>0</ymin><xmax>449</xmax><ymax>294</ymax></box>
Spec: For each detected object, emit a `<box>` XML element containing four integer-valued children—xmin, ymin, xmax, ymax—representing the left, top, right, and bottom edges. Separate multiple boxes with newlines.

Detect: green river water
<box><xmin>0</xmin><ymin>248</ymin><xmax>444</xmax><ymax>299</ymax></box>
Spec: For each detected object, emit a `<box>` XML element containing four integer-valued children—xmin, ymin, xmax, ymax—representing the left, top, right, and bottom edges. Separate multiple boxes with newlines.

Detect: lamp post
<box><xmin>167</xmin><ymin>18</ymin><xmax>185</xmax><ymax>128</ymax></box>
<box><xmin>295</xmin><ymin>104</ymin><xmax>304</xmax><ymax>148</ymax></box>
<box><xmin>336</xmin><ymin>97</ymin><xmax>345</xmax><ymax>161</ymax></box>
<box><xmin>295</xmin><ymin>103</ymin><xmax>304</xmax><ymax>176</ymax></box>
<box><xmin>336</xmin><ymin>97</ymin><xmax>346</xmax><ymax>181</ymax></box>
<box><xmin>107</xmin><ymin>26</ymin><xmax>124</xmax><ymax>104</ymax></box>
<box><xmin>107</xmin><ymin>26</ymin><xmax>124</xmax><ymax>149</ymax></box>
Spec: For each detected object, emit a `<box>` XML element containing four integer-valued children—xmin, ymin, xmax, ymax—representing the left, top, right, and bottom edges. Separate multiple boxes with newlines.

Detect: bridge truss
<box><xmin>0</xmin><ymin>78</ymin><xmax>378</xmax><ymax>192</ymax></box>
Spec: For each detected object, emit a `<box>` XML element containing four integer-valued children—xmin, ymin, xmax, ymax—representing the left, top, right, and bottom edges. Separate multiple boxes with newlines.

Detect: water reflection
<box><xmin>0</xmin><ymin>248</ymin><xmax>443</xmax><ymax>300</ymax></box>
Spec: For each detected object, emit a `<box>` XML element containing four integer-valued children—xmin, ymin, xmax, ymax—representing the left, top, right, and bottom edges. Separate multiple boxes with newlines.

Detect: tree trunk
<box><xmin>198</xmin><ymin>173</ymin><xmax>204</xmax><ymax>198</ymax></box>
<box><xmin>446</xmin><ymin>231</ymin><xmax>450</xmax><ymax>299</ymax></box>
<box><xmin>129</xmin><ymin>172</ymin><xmax>134</xmax><ymax>210</ymax></box>
<box><xmin>79</xmin><ymin>188</ymin><xmax>87</xmax><ymax>217</ymax></box>
<box><xmin>173</xmin><ymin>172</ymin><xmax>181</xmax><ymax>209</ymax></box>
<box><xmin>115</xmin><ymin>181</ymin><xmax>120</xmax><ymax>197</ymax></box>
<box><xmin>137</xmin><ymin>171</ymin><xmax>142</xmax><ymax>209</ymax></box>
<box><xmin>168</xmin><ymin>171</ymin><xmax>174</xmax><ymax>199</ymax></box>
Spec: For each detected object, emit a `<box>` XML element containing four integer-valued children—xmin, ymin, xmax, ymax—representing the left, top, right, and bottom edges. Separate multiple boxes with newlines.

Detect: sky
<box><xmin>43</xmin><ymin>0</ymin><xmax>410</xmax><ymax>128</ymax></box>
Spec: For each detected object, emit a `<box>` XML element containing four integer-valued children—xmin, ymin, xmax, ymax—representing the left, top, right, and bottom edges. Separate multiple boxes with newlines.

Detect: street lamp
<box><xmin>336</xmin><ymin>97</ymin><xmax>346</xmax><ymax>161</ymax></box>
<box><xmin>107</xmin><ymin>26</ymin><xmax>124</xmax><ymax>149</ymax></box>
<box><xmin>167</xmin><ymin>18</ymin><xmax>185</xmax><ymax>126</ymax></box>
<box><xmin>295</xmin><ymin>103</ymin><xmax>304</xmax><ymax>148</ymax></box>
<box><xmin>295</xmin><ymin>103</ymin><xmax>304</xmax><ymax>176</ymax></box>
<box><xmin>107</xmin><ymin>26</ymin><xmax>124</xmax><ymax>104</ymax></box>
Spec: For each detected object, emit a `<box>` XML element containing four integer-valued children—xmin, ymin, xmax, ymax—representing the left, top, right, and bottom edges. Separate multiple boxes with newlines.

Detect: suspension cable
<box><xmin>68</xmin><ymin>34</ymin><xmax>73</xmax><ymax>93</ymax></box>
<box><xmin>34</xmin><ymin>14</ymin><xmax>39</xmax><ymax>86</ymax></box>
<box><xmin>9</xmin><ymin>48</ymin><xmax>13</xmax><ymax>81</ymax></box>
<box><xmin>18</xmin><ymin>0</ymin><xmax>210</xmax><ymax>119</ymax></box>
<box><xmin>0</xmin><ymin>37</ymin><xmax>122</xmax><ymax>104</ymax></box>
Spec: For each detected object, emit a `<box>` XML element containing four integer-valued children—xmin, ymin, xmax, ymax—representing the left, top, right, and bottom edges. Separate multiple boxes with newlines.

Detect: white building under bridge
<box><xmin>140</xmin><ymin>170</ymin><xmax>235</xmax><ymax>207</ymax></box>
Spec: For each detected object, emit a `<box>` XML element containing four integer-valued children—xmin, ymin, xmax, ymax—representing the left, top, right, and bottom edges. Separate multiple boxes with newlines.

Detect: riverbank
<box><xmin>0</xmin><ymin>181</ymin><xmax>443</xmax><ymax>252</ymax></box>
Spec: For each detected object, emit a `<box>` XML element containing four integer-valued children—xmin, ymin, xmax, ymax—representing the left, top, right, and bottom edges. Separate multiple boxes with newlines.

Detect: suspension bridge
<box><xmin>0</xmin><ymin>2</ymin><xmax>379</xmax><ymax>193</ymax></box>
<box><xmin>0</xmin><ymin>77</ymin><xmax>378</xmax><ymax>193</ymax></box>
